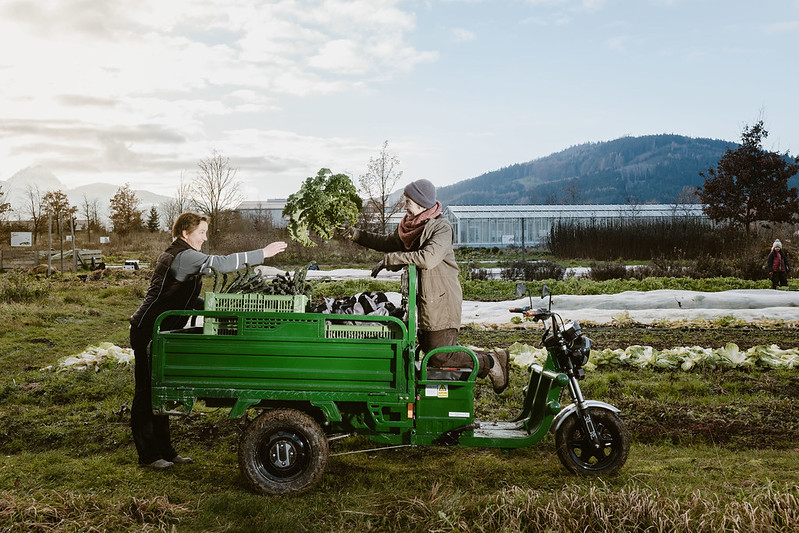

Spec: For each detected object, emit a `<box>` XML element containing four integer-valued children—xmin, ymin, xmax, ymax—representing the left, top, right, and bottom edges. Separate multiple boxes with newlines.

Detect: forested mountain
<box><xmin>436</xmin><ymin>134</ymin><xmax>739</xmax><ymax>205</ymax></box>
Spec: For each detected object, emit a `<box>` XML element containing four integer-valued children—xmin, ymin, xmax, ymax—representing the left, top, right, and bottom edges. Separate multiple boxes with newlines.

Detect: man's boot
<box><xmin>488</xmin><ymin>348</ymin><xmax>509</xmax><ymax>394</ymax></box>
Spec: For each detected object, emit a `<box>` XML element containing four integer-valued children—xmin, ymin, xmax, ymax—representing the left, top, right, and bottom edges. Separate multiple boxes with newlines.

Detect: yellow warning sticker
<box><xmin>425</xmin><ymin>384</ymin><xmax>449</xmax><ymax>398</ymax></box>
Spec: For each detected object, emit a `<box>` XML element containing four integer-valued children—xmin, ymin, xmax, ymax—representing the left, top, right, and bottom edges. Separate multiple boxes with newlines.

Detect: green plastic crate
<box><xmin>203</xmin><ymin>292</ymin><xmax>309</xmax><ymax>335</ymax></box>
<box><xmin>325</xmin><ymin>323</ymin><xmax>395</xmax><ymax>339</ymax></box>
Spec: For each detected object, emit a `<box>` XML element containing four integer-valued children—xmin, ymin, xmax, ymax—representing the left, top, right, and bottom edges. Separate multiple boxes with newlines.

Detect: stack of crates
<box><xmin>203</xmin><ymin>292</ymin><xmax>309</xmax><ymax>335</ymax></box>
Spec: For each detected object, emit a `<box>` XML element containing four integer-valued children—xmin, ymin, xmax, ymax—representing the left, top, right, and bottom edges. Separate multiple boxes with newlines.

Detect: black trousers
<box><xmin>418</xmin><ymin>328</ymin><xmax>491</xmax><ymax>378</ymax></box>
<box><xmin>771</xmin><ymin>271</ymin><xmax>788</xmax><ymax>289</ymax></box>
<box><xmin>130</xmin><ymin>326</ymin><xmax>177</xmax><ymax>465</ymax></box>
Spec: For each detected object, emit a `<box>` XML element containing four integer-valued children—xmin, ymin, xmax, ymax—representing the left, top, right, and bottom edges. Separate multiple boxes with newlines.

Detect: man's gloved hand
<box><xmin>336</xmin><ymin>225</ymin><xmax>355</xmax><ymax>240</ymax></box>
<box><xmin>371</xmin><ymin>259</ymin><xmax>385</xmax><ymax>278</ymax></box>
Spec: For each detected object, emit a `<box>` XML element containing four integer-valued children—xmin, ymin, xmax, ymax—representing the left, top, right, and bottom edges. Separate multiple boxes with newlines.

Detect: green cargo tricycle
<box><xmin>150</xmin><ymin>265</ymin><xmax>629</xmax><ymax>495</ymax></box>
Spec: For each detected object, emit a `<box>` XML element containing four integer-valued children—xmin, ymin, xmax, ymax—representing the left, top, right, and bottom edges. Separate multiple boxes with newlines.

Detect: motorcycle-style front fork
<box><xmin>566</xmin><ymin>373</ymin><xmax>602</xmax><ymax>448</ymax></box>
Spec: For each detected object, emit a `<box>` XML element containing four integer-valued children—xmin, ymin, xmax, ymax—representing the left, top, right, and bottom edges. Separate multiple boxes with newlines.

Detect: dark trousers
<box><xmin>130</xmin><ymin>326</ymin><xmax>177</xmax><ymax>465</ymax></box>
<box><xmin>771</xmin><ymin>271</ymin><xmax>788</xmax><ymax>289</ymax></box>
<box><xmin>418</xmin><ymin>328</ymin><xmax>491</xmax><ymax>378</ymax></box>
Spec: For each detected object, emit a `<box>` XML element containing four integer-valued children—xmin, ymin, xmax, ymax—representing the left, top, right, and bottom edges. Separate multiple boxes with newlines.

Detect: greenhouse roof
<box><xmin>443</xmin><ymin>204</ymin><xmax>705</xmax><ymax>220</ymax></box>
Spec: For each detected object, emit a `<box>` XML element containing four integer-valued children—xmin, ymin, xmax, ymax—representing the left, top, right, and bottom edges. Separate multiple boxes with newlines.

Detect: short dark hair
<box><xmin>172</xmin><ymin>212</ymin><xmax>209</xmax><ymax>239</ymax></box>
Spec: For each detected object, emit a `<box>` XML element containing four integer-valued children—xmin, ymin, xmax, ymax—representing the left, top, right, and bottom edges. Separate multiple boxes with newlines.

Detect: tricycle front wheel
<box><xmin>555</xmin><ymin>406</ymin><xmax>629</xmax><ymax>475</ymax></box>
<box><xmin>239</xmin><ymin>408</ymin><xmax>329</xmax><ymax>495</ymax></box>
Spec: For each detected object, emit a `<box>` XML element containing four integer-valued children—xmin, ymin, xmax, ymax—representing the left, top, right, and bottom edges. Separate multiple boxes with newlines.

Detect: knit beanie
<box><xmin>403</xmin><ymin>179</ymin><xmax>437</xmax><ymax>209</ymax></box>
<box><xmin>773</xmin><ymin>239</ymin><xmax>783</xmax><ymax>250</ymax></box>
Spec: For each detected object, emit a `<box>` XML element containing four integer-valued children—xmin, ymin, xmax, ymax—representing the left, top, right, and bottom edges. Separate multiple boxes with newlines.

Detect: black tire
<box><xmin>238</xmin><ymin>408</ymin><xmax>329</xmax><ymax>495</ymax></box>
<box><xmin>555</xmin><ymin>406</ymin><xmax>629</xmax><ymax>475</ymax></box>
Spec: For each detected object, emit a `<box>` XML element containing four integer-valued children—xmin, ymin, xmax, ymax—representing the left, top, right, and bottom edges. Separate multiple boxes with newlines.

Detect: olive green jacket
<box><xmin>353</xmin><ymin>217</ymin><xmax>462</xmax><ymax>331</ymax></box>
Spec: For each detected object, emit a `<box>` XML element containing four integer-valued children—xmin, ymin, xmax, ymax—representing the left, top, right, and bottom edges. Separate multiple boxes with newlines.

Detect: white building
<box><xmin>236</xmin><ymin>199</ymin><xmax>289</xmax><ymax>228</ymax></box>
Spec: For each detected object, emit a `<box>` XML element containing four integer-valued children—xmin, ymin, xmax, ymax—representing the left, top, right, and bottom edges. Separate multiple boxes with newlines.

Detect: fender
<box><xmin>549</xmin><ymin>400</ymin><xmax>620</xmax><ymax>433</ymax></box>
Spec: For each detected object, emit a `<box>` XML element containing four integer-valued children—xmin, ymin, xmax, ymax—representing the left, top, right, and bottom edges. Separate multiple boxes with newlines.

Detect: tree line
<box><xmin>0</xmin><ymin>141</ymin><xmax>405</xmax><ymax>252</ymax></box>
<box><xmin>1</xmin><ymin>121</ymin><xmax>797</xmax><ymax>256</ymax></box>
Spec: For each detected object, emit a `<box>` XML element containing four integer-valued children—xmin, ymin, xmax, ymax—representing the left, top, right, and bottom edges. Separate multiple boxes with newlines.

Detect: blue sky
<box><xmin>1</xmin><ymin>0</ymin><xmax>797</xmax><ymax>203</ymax></box>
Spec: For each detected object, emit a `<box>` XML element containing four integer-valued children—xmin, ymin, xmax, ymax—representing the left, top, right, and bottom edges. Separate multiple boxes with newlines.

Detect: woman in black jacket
<box><xmin>129</xmin><ymin>212</ymin><xmax>286</xmax><ymax>469</ymax></box>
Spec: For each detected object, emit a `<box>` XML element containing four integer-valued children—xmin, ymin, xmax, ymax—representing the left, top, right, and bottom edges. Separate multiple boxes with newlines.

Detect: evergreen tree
<box><xmin>697</xmin><ymin>121</ymin><xmax>799</xmax><ymax>234</ymax></box>
<box><xmin>146</xmin><ymin>206</ymin><xmax>161</xmax><ymax>232</ymax></box>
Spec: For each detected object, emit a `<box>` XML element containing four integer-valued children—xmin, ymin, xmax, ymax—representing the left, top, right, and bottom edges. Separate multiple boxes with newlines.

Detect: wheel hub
<box><xmin>269</xmin><ymin>440</ymin><xmax>297</xmax><ymax>468</ymax></box>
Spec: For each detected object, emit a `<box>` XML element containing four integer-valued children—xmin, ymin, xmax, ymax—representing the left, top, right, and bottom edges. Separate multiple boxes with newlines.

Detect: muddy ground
<box><xmin>462</xmin><ymin>326</ymin><xmax>799</xmax><ymax>351</ymax></box>
<box><xmin>462</xmin><ymin>326</ymin><xmax>799</xmax><ymax>449</ymax></box>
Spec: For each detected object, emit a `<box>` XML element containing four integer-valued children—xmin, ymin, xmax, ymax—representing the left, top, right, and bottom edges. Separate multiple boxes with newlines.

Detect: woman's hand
<box><xmin>262</xmin><ymin>241</ymin><xmax>288</xmax><ymax>258</ymax></box>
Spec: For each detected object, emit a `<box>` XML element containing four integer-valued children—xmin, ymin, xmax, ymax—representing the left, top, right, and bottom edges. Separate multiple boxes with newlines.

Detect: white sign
<box><xmin>425</xmin><ymin>384</ymin><xmax>449</xmax><ymax>398</ymax></box>
<box><xmin>100</xmin><ymin>236</ymin><xmax>110</xmax><ymax>244</ymax></box>
<box><xmin>11</xmin><ymin>232</ymin><xmax>32</xmax><ymax>247</ymax></box>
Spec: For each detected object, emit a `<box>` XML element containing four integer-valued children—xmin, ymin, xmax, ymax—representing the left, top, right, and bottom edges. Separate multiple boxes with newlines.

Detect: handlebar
<box><xmin>508</xmin><ymin>306</ymin><xmax>552</xmax><ymax>321</ymax></box>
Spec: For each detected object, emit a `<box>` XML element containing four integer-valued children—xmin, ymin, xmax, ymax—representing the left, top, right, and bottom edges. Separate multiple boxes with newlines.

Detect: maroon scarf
<box><xmin>398</xmin><ymin>202</ymin><xmax>442</xmax><ymax>251</ymax></box>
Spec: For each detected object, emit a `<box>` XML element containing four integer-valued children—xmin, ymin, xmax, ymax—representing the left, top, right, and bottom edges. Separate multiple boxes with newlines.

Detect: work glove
<box><xmin>371</xmin><ymin>260</ymin><xmax>385</xmax><ymax>278</ymax></box>
<box><xmin>336</xmin><ymin>225</ymin><xmax>355</xmax><ymax>240</ymax></box>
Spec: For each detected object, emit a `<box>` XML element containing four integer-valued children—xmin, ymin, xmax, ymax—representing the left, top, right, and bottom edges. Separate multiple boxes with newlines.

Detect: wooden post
<box><xmin>48</xmin><ymin>213</ymin><xmax>52</xmax><ymax>276</ymax></box>
<box><xmin>59</xmin><ymin>216</ymin><xmax>64</xmax><ymax>273</ymax></box>
<box><xmin>71</xmin><ymin>218</ymin><xmax>77</xmax><ymax>272</ymax></box>
<box><xmin>520</xmin><ymin>217</ymin><xmax>526</xmax><ymax>263</ymax></box>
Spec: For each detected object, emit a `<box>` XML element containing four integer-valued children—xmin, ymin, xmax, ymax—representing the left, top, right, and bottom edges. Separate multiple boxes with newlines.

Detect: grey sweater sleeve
<box><xmin>171</xmin><ymin>249</ymin><xmax>266</xmax><ymax>281</ymax></box>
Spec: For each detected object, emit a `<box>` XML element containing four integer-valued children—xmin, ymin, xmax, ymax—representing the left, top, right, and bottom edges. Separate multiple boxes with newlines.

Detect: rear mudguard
<box><xmin>549</xmin><ymin>400</ymin><xmax>620</xmax><ymax>433</ymax></box>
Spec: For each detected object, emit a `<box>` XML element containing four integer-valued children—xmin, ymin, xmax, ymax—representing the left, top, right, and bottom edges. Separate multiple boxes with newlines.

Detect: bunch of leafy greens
<box><xmin>283</xmin><ymin>168</ymin><xmax>363</xmax><ymax>247</ymax></box>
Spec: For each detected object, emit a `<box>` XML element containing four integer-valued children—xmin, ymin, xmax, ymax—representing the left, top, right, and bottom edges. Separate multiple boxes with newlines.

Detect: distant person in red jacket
<box><xmin>767</xmin><ymin>239</ymin><xmax>791</xmax><ymax>290</ymax></box>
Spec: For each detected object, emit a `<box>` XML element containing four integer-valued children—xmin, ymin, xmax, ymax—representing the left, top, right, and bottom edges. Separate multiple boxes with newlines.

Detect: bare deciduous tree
<box><xmin>43</xmin><ymin>190</ymin><xmax>77</xmax><ymax>269</ymax></box>
<box><xmin>80</xmin><ymin>194</ymin><xmax>102</xmax><ymax>244</ymax></box>
<box><xmin>0</xmin><ymin>184</ymin><xmax>11</xmax><ymax>222</ymax></box>
<box><xmin>23</xmin><ymin>184</ymin><xmax>46</xmax><ymax>245</ymax></box>
<box><xmin>161</xmin><ymin>172</ymin><xmax>193</xmax><ymax>230</ymax></box>
<box><xmin>191</xmin><ymin>152</ymin><xmax>243</xmax><ymax>250</ymax></box>
<box><xmin>358</xmin><ymin>140</ymin><xmax>403</xmax><ymax>232</ymax></box>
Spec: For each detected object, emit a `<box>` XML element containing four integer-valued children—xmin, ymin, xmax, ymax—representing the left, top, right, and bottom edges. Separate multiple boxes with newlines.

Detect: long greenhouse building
<box><xmin>234</xmin><ymin>200</ymin><xmax>708</xmax><ymax>249</ymax></box>
<box><xmin>442</xmin><ymin>204</ymin><xmax>706</xmax><ymax>248</ymax></box>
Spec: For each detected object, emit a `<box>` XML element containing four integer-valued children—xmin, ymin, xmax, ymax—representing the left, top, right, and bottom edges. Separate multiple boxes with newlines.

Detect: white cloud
<box><xmin>451</xmin><ymin>27</ymin><xmax>477</xmax><ymax>42</ymax></box>
<box><xmin>0</xmin><ymin>0</ymin><xmax>438</xmax><ymax>197</ymax></box>
<box><xmin>607</xmin><ymin>35</ymin><xmax>630</xmax><ymax>53</ymax></box>
<box><xmin>308</xmin><ymin>39</ymin><xmax>371</xmax><ymax>74</ymax></box>
<box><xmin>764</xmin><ymin>20</ymin><xmax>799</xmax><ymax>34</ymax></box>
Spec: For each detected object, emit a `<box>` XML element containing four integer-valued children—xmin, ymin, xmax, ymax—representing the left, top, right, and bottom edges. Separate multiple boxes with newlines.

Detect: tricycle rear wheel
<box><xmin>555</xmin><ymin>406</ymin><xmax>629</xmax><ymax>475</ymax></box>
<box><xmin>239</xmin><ymin>408</ymin><xmax>329</xmax><ymax>495</ymax></box>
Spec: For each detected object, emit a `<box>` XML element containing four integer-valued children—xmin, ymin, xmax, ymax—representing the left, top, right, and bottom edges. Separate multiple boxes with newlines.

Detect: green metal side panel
<box><xmin>150</xmin><ymin>269</ymin><xmax>419</xmax><ymax>431</ymax></box>
<box><xmin>158</xmin><ymin>336</ymin><xmax>403</xmax><ymax>392</ymax></box>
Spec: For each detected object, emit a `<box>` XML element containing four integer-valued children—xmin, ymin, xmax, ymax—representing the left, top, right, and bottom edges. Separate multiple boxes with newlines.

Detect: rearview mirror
<box><xmin>541</xmin><ymin>283</ymin><xmax>550</xmax><ymax>299</ymax></box>
<box><xmin>514</xmin><ymin>282</ymin><xmax>527</xmax><ymax>299</ymax></box>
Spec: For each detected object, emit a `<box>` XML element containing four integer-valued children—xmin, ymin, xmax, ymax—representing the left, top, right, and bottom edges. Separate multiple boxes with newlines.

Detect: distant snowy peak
<box><xmin>1</xmin><ymin>166</ymin><xmax>172</xmax><ymax>215</ymax></box>
<box><xmin>5</xmin><ymin>165</ymin><xmax>63</xmax><ymax>192</ymax></box>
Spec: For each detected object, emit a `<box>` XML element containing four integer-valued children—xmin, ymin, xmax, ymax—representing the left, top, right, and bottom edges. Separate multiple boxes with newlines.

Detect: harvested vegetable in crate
<box><xmin>282</xmin><ymin>168</ymin><xmax>362</xmax><ymax>247</ymax></box>
<box><xmin>209</xmin><ymin>264</ymin><xmax>314</xmax><ymax>298</ymax></box>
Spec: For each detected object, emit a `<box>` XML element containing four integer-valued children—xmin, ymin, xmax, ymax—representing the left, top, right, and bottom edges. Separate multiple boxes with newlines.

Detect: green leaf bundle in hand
<box><xmin>283</xmin><ymin>168</ymin><xmax>363</xmax><ymax>247</ymax></box>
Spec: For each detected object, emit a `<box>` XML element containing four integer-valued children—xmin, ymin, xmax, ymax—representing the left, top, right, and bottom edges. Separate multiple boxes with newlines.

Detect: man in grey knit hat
<box><xmin>346</xmin><ymin>178</ymin><xmax>509</xmax><ymax>394</ymax></box>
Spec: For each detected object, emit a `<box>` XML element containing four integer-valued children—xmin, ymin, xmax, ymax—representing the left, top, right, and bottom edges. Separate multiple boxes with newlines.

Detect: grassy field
<box><xmin>1</xmin><ymin>270</ymin><xmax>798</xmax><ymax>532</ymax></box>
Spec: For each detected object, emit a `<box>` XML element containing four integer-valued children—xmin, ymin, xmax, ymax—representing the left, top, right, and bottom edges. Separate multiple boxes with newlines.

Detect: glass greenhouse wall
<box><xmin>443</xmin><ymin>204</ymin><xmax>706</xmax><ymax>248</ymax></box>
